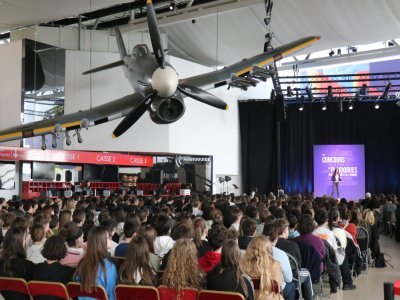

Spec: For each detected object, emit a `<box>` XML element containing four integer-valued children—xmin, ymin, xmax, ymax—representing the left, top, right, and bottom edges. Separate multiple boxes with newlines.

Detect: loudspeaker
<box><xmin>77</xmin><ymin>170</ymin><xmax>82</xmax><ymax>182</ymax></box>
<box><xmin>151</xmin><ymin>170</ymin><xmax>163</xmax><ymax>184</ymax></box>
<box><xmin>275</xmin><ymin>94</ymin><xmax>286</xmax><ymax>121</ymax></box>
<box><xmin>56</xmin><ymin>174</ymin><xmax>61</xmax><ymax>181</ymax></box>
<box><xmin>65</xmin><ymin>170</ymin><xmax>72</xmax><ymax>182</ymax></box>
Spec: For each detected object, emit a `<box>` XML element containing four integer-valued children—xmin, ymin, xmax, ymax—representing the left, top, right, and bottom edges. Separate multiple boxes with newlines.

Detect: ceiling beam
<box><xmin>120</xmin><ymin>0</ymin><xmax>263</xmax><ymax>33</ymax></box>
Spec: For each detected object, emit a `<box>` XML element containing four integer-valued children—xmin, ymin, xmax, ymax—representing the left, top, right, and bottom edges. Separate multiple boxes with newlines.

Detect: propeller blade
<box><xmin>82</xmin><ymin>60</ymin><xmax>125</xmax><ymax>75</ymax></box>
<box><xmin>115</xmin><ymin>27</ymin><xmax>127</xmax><ymax>60</ymax></box>
<box><xmin>177</xmin><ymin>84</ymin><xmax>229</xmax><ymax>110</ymax></box>
<box><xmin>112</xmin><ymin>90</ymin><xmax>158</xmax><ymax>138</ymax></box>
<box><xmin>146</xmin><ymin>0</ymin><xmax>165</xmax><ymax>68</ymax></box>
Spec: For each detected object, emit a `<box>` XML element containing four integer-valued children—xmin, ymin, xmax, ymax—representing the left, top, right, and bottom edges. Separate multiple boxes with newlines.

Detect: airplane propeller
<box><xmin>146</xmin><ymin>0</ymin><xmax>166</xmax><ymax>69</ymax></box>
<box><xmin>177</xmin><ymin>84</ymin><xmax>229</xmax><ymax>110</ymax></box>
<box><xmin>112</xmin><ymin>90</ymin><xmax>158</xmax><ymax>138</ymax></box>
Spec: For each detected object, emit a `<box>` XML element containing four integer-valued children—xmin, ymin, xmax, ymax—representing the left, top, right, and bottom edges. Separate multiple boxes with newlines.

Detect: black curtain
<box><xmin>239</xmin><ymin>101</ymin><xmax>278</xmax><ymax>195</ymax></box>
<box><xmin>239</xmin><ymin>101</ymin><xmax>400</xmax><ymax>195</ymax></box>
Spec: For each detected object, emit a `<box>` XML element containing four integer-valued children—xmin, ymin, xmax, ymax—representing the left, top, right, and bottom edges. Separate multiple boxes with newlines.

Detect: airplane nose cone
<box><xmin>151</xmin><ymin>66</ymin><xmax>178</xmax><ymax>97</ymax></box>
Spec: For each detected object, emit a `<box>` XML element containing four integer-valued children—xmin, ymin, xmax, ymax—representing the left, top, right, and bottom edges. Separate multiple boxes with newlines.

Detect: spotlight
<box><xmin>218</xmin><ymin>177</ymin><xmax>225</xmax><ymax>183</ymax></box>
<box><xmin>388</xmin><ymin>41</ymin><xmax>395</xmax><ymax>47</ymax></box>
<box><xmin>329</xmin><ymin>49</ymin><xmax>335</xmax><ymax>57</ymax></box>
<box><xmin>322</xmin><ymin>102</ymin><xmax>327</xmax><ymax>111</ymax></box>
<box><xmin>169</xmin><ymin>1</ymin><xmax>175</xmax><ymax>10</ymax></box>
<box><xmin>337</xmin><ymin>49</ymin><xmax>341</xmax><ymax>56</ymax></box>
<box><xmin>224</xmin><ymin>176</ymin><xmax>231</xmax><ymax>182</ymax></box>
<box><xmin>348</xmin><ymin>101</ymin><xmax>353</xmax><ymax>110</ymax></box>
<box><xmin>360</xmin><ymin>84</ymin><xmax>367</xmax><ymax>96</ymax></box>
<box><xmin>374</xmin><ymin>101</ymin><xmax>380</xmax><ymax>109</ymax></box>
<box><xmin>299</xmin><ymin>104</ymin><xmax>304</xmax><ymax>111</ymax></box>
<box><xmin>306</xmin><ymin>86</ymin><xmax>314</xmax><ymax>102</ymax></box>
<box><xmin>382</xmin><ymin>83</ymin><xmax>392</xmax><ymax>99</ymax></box>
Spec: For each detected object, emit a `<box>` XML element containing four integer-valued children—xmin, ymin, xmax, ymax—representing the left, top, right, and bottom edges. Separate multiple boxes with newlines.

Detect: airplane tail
<box><xmin>82</xmin><ymin>26</ymin><xmax>129</xmax><ymax>76</ymax></box>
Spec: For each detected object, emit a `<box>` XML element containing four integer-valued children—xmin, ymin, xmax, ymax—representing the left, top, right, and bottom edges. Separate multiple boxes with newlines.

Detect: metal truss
<box><xmin>278</xmin><ymin>72</ymin><xmax>400</xmax><ymax>84</ymax></box>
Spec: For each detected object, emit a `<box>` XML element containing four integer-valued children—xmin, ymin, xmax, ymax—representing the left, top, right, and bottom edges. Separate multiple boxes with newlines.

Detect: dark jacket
<box><xmin>276</xmin><ymin>238</ymin><xmax>302</xmax><ymax>278</ymax></box>
<box><xmin>0</xmin><ymin>258</ymin><xmax>35</xmax><ymax>300</ymax></box>
<box><xmin>238</xmin><ymin>236</ymin><xmax>253</xmax><ymax>250</ymax></box>
<box><xmin>207</xmin><ymin>266</ymin><xmax>254</xmax><ymax>300</ymax></box>
<box><xmin>323</xmin><ymin>240</ymin><xmax>341</xmax><ymax>288</ymax></box>
<box><xmin>295</xmin><ymin>240</ymin><xmax>322</xmax><ymax>283</ymax></box>
<box><xmin>33</xmin><ymin>262</ymin><xmax>75</xmax><ymax>300</ymax></box>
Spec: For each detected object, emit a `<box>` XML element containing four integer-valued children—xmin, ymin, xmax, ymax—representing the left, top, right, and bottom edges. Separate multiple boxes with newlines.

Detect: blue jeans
<box><xmin>283</xmin><ymin>281</ymin><xmax>297</xmax><ymax>300</ymax></box>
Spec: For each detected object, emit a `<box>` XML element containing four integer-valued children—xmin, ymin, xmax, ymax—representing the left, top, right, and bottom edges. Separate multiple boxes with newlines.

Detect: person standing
<box><xmin>331</xmin><ymin>167</ymin><xmax>341</xmax><ymax>199</ymax></box>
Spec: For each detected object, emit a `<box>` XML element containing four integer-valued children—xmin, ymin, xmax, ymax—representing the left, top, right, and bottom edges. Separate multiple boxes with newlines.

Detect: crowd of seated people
<box><xmin>0</xmin><ymin>191</ymin><xmax>395</xmax><ymax>300</ymax></box>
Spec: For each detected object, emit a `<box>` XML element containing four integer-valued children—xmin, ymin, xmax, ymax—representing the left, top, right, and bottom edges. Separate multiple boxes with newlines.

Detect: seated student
<box><xmin>287</xmin><ymin>214</ymin><xmax>300</xmax><ymax>239</ymax></box>
<box><xmin>193</xmin><ymin>217</ymin><xmax>211</xmax><ymax>257</ymax></box>
<box><xmin>115</xmin><ymin>219</ymin><xmax>140</xmax><ymax>257</ymax></box>
<box><xmin>100</xmin><ymin>218</ymin><xmax>118</xmax><ymax>256</ymax></box>
<box><xmin>0</xmin><ymin>227</ymin><xmax>34</xmax><ymax>300</ymax></box>
<box><xmin>228</xmin><ymin>206</ymin><xmax>243</xmax><ymax>231</ymax></box>
<box><xmin>153</xmin><ymin>214</ymin><xmax>175</xmax><ymax>259</ymax></box>
<box><xmin>72</xmin><ymin>209</ymin><xmax>86</xmax><ymax>228</ymax></box>
<box><xmin>142</xmin><ymin>225</ymin><xmax>161</xmax><ymax>271</ymax></box>
<box><xmin>27</xmin><ymin>224</ymin><xmax>46</xmax><ymax>263</ymax></box>
<box><xmin>74</xmin><ymin>226</ymin><xmax>117</xmax><ymax>300</ymax></box>
<box><xmin>239</xmin><ymin>218</ymin><xmax>257</xmax><ymax>250</ymax></box>
<box><xmin>241</xmin><ymin>235</ymin><xmax>282</xmax><ymax>300</ymax></box>
<box><xmin>162</xmin><ymin>239</ymin><xmax>205</xmax><ymax>294</ymax></box>
<box><xmin>59</xmin><ymin>222</ymin><xmax>85</xmax><ymax>267</ymax></box>
<box><xmin>119</xmin><ymin>236</ymin><xmax>157</xmax><ymax>286</ymax></box>
<box><xmin>33</xmin><ymin>214</ymin><xmax>54</xmax><ymax>239</ymax></box>
<box><xmin>33</xmin><ymin>235</ymin><xmax>75</xmax><ymax>299</ymax></box>
<box><xmin>198</xmin><ymin>223</ymin><xmax>227</xmax><ymax>273</ymax></box>
<box><xmin>207</xmin><ymin>239</ymin><xmax>254</xmax><ymax>300</ymax></box>
<box><xmin>263</xmin><ymin>220</ymin><xmax>295</xmax><ymax>300</ymax></box>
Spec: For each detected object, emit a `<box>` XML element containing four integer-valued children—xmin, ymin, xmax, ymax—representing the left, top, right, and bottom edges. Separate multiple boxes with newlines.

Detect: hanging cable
<box><xmin>263</xmin><ymin>0</ymin><xmax>274</xmax><ymax>52</ymax></box>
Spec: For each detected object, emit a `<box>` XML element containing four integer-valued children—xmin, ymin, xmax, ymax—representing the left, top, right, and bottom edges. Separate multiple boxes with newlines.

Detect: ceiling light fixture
<box><xmin>322</xmin><ymin>102</ymin><xmax>327</xmax><ymax>111</ymax></box>
<box><xmin>374</xmin><ymin>101</ymin><xmax>380</xmax><ymax>109</ymax></box>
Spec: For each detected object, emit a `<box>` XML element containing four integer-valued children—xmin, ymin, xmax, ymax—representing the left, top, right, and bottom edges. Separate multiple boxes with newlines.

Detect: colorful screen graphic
<box><xmin>313</xmin><ymin>145</ymin><xmax>365</xmax><ymax>200</ymax></box>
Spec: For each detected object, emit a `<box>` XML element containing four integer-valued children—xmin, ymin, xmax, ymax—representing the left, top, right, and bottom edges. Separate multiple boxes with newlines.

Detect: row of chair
<box><xmin>0</xmin><ymin>277</ymin><xmax>246</xmax><ymax>300</ymax></box>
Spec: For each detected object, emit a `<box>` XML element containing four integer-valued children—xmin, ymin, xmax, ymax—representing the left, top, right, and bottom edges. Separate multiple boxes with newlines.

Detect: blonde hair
<box><xmin>241</xmin><ymin>235</ymin><xmax>281</xmax><ymax>299</ymax></box>
<box><xmin>363</xmin><ymin>209</ymin><xmax>375</xmax><ymax>225</ymax></box>
<box><xmin>162</xmin><ymin>239</ymin><xmax>204</xmax><ymax>295</ymax></box>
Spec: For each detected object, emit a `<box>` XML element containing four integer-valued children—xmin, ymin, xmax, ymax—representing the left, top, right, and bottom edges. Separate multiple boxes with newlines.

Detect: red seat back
<box><xmin>28</xmin><ymin>281</ymin><xmax>69</xmax><ymax>300</ymax></box>
<box><xmin>115</xmin><ymin>284</ymin><xmax>160</xmax><ymax>300</ymax></box>
<box><xmin>0</xmin><ymin>277</ymin><xmax>30</xmax><ymax>296</ymax></box>
<box><xmin>198</xmin><ymin>290</ymin><xmax>245</xmax><ymax>300</ymax></box>
<box><xmin>251</xmin><ymin>278</ymin><xmax>280</xmax><ymax>294</ymax></box>
<box><xmin>67</xmin><ymin>282</ymin><xmax>108</xmax><ymax>300</ymax></box>
<box><xmin>158</xmin><ymin>286</ymin><xmax>198</xmax><ymax>300</ymax></box>
<box><xmin>394</xmin><ymin>279</ymin><xmax>400</xmax><ymax>295</ymax></box>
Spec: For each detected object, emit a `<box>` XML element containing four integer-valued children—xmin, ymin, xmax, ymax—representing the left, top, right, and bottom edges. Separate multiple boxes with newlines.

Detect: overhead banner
<box><xmin>313</xmin><ymin>145</ymin><xmax>365</xmax><ymax>200</ymax></box>
<box><xmin>0</xmin><ymin>146</ymin><xmax>153</xmax><ymax>167</ymax></box>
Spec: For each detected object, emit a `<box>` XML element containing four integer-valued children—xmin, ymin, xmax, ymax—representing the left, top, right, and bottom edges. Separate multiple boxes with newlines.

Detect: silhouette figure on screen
<box><xmin>331</xmin><ymin>167</ymin><xmax>341</xmax><ymax>199</ymax></box>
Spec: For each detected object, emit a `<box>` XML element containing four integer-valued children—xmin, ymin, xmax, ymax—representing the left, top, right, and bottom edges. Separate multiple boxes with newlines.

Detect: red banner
<box><xmin>0</xmin><ymin>146</ymin><xmax>153</xmax><ymax>167</ymax></box>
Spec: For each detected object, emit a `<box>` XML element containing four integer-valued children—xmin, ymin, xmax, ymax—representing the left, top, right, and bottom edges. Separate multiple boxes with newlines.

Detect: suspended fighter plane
<box><xmin>0</xmin><ymin>0</ymin><xmax>320</xmax><ymax>150</ymax></box>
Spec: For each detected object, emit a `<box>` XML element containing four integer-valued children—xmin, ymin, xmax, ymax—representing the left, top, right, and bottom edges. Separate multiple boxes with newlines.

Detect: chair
<box><xmin>67</xmin><ymin>282</ymin><xmax>108</xmax><ymax>300</ymax></box>
<box><xmin>0</xmin><ymin>277</ymin><xmax>30</xmax><ymax>299</ymax></box>
<box><xmin>286</xmin><ymin>252</ymin><xmax>303</xmax><ymax>299</ymax></box>
<box><xmin>198</xmin><ymin>290</ymin><xmax>245</xmax><ymax>300</ymax></box>
<box><xmin>356</xmin><ymin>226</ymin><xmax>369</xmax><ymax>273</ymax></box>
<box><xmin>28</xmin><ymin>281</ymin><xmax>69</xmax><ymax>300</ymax></box>
<box><xmin>158</xmin><ymin>286</ymin><xmax>198</xmax><ymax>300</ymax></box>
<box><xmin>115</xmin><ymin>284</ymin><xmax>159</xmax><ymax>300</ymax></box>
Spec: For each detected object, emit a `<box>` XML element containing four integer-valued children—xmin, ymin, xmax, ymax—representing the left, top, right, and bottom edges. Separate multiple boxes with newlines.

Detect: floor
<box><xmin>321</xmin><ymin>234</ymin><xmax>400</xmax><ymax>300</ymax></box>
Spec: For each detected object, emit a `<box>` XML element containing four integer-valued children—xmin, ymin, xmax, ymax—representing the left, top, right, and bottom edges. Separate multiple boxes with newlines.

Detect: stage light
<box><xmin>360</xmin><ymin>84</ymin><xmax>367</xmax><ymax>96</ymax></box>
<box><xmin>348</xmin><ymin>101</ymin><xmax>354</xmax><ymax>110</ymax></box>
<box><xmin>329</xmin><ymin>49</ymin><xmax>334</xmax><ymax>57</ymax></box>
<box><xmin>299</xmin><ymin>104</ymin><xmax>304</xmax><ymax>111</ymax></box>
<box><xmin>224</xmin><ymin>176</ymin><xmax>231</xmax><ymax>182</ymax></box>
<box><xmin>382</xmin><ymin>83</ymin><xmax>392</xmax><ymax>99</ymax></box>
<box><xmin>169</xmin><ymin>1</ymin><xmax>175</xmax><ymax>10</ymax></box>
<box><xmin>218</xmin><ymin>177</ymin><xmax>225</xmax><ymax>183</ymax></box>
<box><xmin>322</xmin><ymin>102</ymin><xmax>327</xmax><ymax>111</ymax></box>
<box><xmin>374</xmin><ymin>101</ymin><xmax>380</xmax><ymax>109</ymax></box>
<box><xmin>337</xmin><ymin>49</ymin><xmax>341</xmax><ymax>56</ymax></box>
<box><xmin>306</xmin><ymin>86</ymin><xmax>314</xmax><ymax>102</ymax></box>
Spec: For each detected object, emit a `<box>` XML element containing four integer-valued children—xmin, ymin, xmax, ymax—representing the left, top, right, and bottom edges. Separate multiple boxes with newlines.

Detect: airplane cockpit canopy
<box><xmin>132</xmin><ymin>44</ymin><xmax>150</xmax><ymax>57</ymax></box>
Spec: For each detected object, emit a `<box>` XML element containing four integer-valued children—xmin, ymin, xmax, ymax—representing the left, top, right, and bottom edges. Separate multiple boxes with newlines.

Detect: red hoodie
<box><xmin>198</xmin><ymin>251</ymin><xmax>221</xmax><ymax>273</ymax></box>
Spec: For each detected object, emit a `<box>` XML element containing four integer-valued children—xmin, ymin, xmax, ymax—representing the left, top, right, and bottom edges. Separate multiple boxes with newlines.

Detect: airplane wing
<box><xmin>0</xmin><ymin>93</ymin><xmax>143</xmax><ymax>143</ymax></box>
<box><xmin>180</xmin><ymin>36</ymin><xmax>320</xmax><ymax>91</ymax></box>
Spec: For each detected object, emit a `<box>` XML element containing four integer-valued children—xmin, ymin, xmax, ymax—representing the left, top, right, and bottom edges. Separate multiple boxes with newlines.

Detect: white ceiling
<box><xmin>0</xmin><ymin>0</ymin><xmax>132</xmax><ymax>32</ymax></box>
<box><xmin>1</xmin><ymin>0</ymin><xmax>400</xmax><ymax>67</ymax></box>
